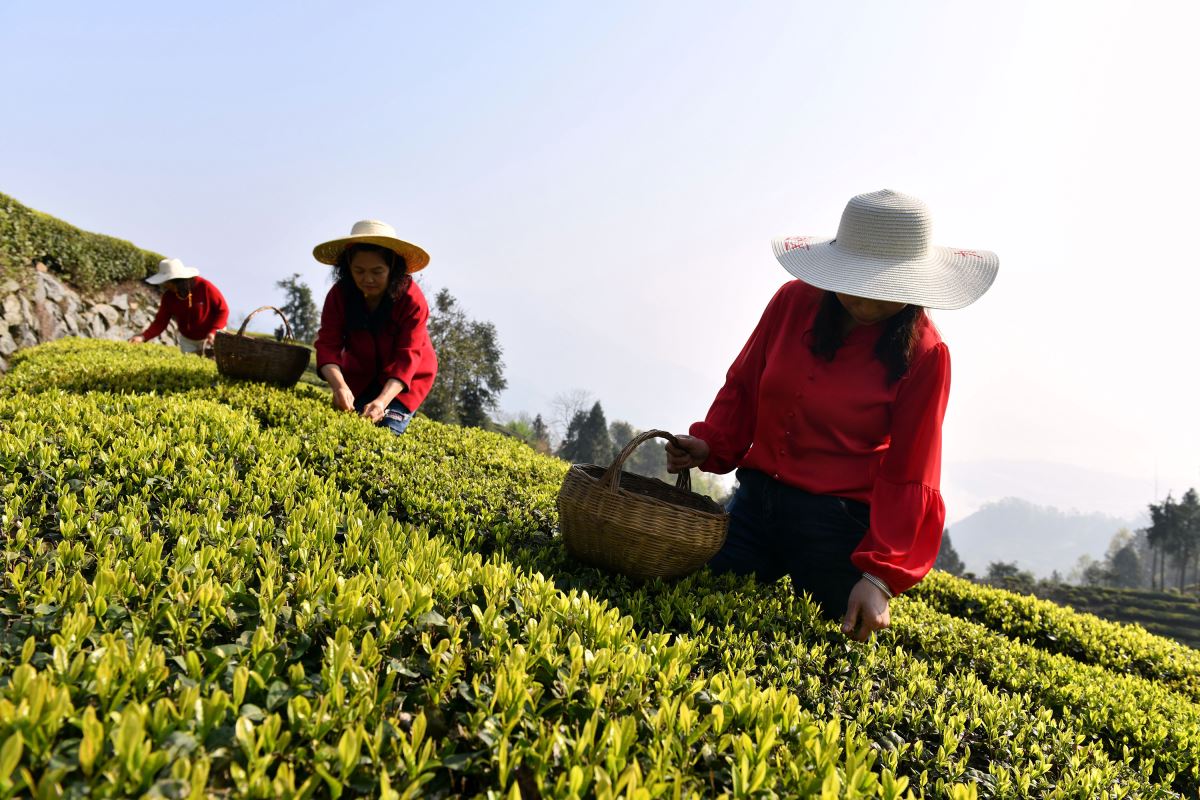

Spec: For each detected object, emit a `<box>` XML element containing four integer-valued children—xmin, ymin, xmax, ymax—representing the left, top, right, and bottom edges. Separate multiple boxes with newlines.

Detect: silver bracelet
<box><xmin>862</xmin><ymin>572</ymin><xmax>894</xmax><ymax>599</ymax></box>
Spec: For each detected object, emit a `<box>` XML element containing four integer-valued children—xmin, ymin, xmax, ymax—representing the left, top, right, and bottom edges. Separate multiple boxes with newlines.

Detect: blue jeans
<box><xmin>709</xmin><ymin>468</ymin><xmax>870</xmax><ymax>620</ymax></box>
<box><xmin>355</xmin><ymin>398</ymin><xmax>414</xmax><ymax>435</ymax></box>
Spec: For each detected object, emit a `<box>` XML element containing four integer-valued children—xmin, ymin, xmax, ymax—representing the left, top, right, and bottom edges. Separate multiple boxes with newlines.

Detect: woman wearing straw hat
<box><xmin>130</xmin><ymin>258</ymin><xmax>230</xmax><ymax>354</ymax></box>
<box><xmin>666</xmin><ymin>190</ymin><xmax>998</xmax><ymax>641</ymax></box>
<box><xmin>312</xmin><ymin>220</ymin><xmax>438</xmax><ymax>435</ymax></box>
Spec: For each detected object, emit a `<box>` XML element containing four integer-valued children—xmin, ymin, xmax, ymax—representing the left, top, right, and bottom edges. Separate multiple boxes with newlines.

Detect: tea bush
<box><xmin>1</xmin><ymin>339</ymin><xmax>1196</xmax><ymax>798</ymax></box>
<box><xmin>0</xmin><ymin>193</ymin><xmax>162</xmax><ymax>290</ymax></box>
<box><xmin>912</xmin><ymin>571</ymin><xmax>1200</xmax><ymax>702</ymax></box>
<box><xmin>1028</xmin><ymin>584</ymin><xmax>1200</xmax><ymax>650</ymax></box>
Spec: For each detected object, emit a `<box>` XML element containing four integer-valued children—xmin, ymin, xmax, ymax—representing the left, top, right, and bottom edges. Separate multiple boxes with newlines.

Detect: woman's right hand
<box><xmin>332</xmin><ymin>387</ymin><xmax>356</xmax><ymax>413</ymax></box>
<box><xmin>665</xmin><ymin>435</ymin><xmax>710</xmax><ymax>473</ymax></box>
<box><xmin>128</xmin><ymin>334</ymin><xmax>144</xmax><ymax>344</ymax></box>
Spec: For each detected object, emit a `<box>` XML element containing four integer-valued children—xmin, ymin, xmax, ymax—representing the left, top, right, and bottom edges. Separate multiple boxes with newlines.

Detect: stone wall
<box><xmin>0</xmin><ymin>263</ymin><xmax>177</xmax><ymax>371</ymax></box>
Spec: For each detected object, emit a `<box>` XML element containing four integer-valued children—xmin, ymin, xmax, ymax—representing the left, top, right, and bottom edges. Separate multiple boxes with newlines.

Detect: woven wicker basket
<box><xmin>558</xmin><ymin>429</ymin><xmax>728</xmax><ymax>580</ymax></box>
<box><xmin>214</xmin><ymin>306</ymin><xmax>312</xmax><ymax>388</ymax></box>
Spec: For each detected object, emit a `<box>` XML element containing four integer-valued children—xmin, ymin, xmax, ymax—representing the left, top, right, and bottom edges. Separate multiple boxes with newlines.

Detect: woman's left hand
<box><xmin>361</xmin><ymin>398</ymin><xmax>388</xmax><ymax>423</ymax></box>
<box><xmin>841</xmin><ymin>578</ymin><xmax>891</xmax><ymax>642</ymax></box>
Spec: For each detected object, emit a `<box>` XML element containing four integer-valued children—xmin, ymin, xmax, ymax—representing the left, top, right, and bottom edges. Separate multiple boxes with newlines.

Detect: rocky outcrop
<box><xmin>0</xmin><ymin>263</ymin><xmax>177</xmax><ymax>371</ymax></box>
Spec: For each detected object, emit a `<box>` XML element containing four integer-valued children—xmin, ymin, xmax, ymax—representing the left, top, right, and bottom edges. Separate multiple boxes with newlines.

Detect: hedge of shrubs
<box><xmin>0</xmin><ymin>192</ymin><xmax>162</xmax><ymax>289</ymax></box>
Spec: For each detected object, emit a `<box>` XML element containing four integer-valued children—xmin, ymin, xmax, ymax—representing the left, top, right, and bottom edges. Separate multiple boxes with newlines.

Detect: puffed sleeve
<box><xmin>313</xmin><ymin>285</ymin><xmax>346</xmax><ymax>371</ymax></box>
<box><xmin>688</xmin><ymin>286</ymin><xmax>784</xmax><ymax>474</ymax></box>
<box><xmin>379</xmin><ymin>285</ymin><xmax>430</xmax><ymax>391</ymax></box>
<box><xmin>850</xmin><ymin>341</ymin><xmax>951</xmax><ymax>594</ymax></box>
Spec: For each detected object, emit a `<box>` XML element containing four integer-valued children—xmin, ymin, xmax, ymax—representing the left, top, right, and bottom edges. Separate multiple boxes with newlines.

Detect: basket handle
<box><xmin>600</xmin><ymin>429</ymin><xmax>692</xmax><ymax>493</ymax></box>
<box><xmin>237</xmin><ymin>305</ymin><xmax>295</xmax><ymax>341</ymax></box>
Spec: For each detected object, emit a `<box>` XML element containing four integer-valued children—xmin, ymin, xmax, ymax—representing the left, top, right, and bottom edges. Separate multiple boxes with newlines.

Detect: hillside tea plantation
<box><xmin>1</xmin><ymin>340</ymin><xmax>1199</xmax><ymax>798</ymax></box>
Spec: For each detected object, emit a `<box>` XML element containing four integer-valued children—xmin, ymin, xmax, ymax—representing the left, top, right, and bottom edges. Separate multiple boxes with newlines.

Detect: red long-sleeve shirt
<box><xmin>313</xmin><ymin>280</ymin><xmax>437</xmax><ymax>412</ymax></box>
<box><xmin>141</xmin><ymin>277</ymin><xmax>229</xmax><ymax>341</ymax></box>
<box><xmin>690</xmin><ymin>280</ymin><xmax>950</xmax><ymax>594</ymax></box>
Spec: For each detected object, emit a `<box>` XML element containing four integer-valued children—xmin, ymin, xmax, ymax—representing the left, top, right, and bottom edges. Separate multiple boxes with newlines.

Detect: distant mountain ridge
<box><xmin>948</xmin><ymin>496</ymin><xmax>1145</xmax><ymax>579</ymax></box>
<box><xmin>942</xmin><ymin>458</ymin><xmax>1172</xmax><ymax>523</ymax></box>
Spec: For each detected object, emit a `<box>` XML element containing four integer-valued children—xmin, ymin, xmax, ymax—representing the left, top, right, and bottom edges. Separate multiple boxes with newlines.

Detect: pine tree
<box><xmin>531</xmin><ymin>414</ymin><xmax>550</xmax><ymax>454</ymax></box>
<box><xmin>582</xmin><ymin>402</ymin><xmax>614</xmax><ymax>464</ymax></box>
<box><xmin>934</xmin><ymin>529</ymin><xmax>966</xmax><ymax>576</ymax></box>
<box><xmin>275</xmin><ymin>273</ymin><xmax>320</xmax><ymax>343</ymax></box>
<box><xmin>557</xmin><ymin>402</ymin><xmax>614</xmax><ymax>465</ymax></box>
<box><xmin>557</xmin><ymin>410</ymin><xmax>589</xmax><ymax>464</ymax></box>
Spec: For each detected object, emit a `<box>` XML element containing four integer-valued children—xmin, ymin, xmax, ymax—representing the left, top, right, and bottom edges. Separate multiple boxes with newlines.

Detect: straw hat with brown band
<box><xmin>312</xmin><ymin>220</ymin><xmax>430</xmax><ymax>273</ymax></box>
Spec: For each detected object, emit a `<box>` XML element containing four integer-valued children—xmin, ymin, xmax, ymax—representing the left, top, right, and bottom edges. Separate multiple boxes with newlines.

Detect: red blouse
<box><xmin>690</xmin><ymin>280</ymin><xmax>950</xmax><ymax>594</ymax></box>
<box><xmin>313</xmin><ymin>280</ymin><xmax>437</xmax><ymax>412</ymax></box>
<box><xmin>141</xmin><ymin>276</ymin><xmax>229</xmax><ymax>341</ymax></box>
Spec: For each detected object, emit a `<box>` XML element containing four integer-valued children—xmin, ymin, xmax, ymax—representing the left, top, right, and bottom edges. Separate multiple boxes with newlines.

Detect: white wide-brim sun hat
<box><xmin>771</xmin><ymin>189</ymin><xmax>998</xmax><ymax>310</ymax></box>
<box><xmin>312</xmin><ymin>219</ymin><xmax>430</xmax><ymax>273</ymax></box>
<box><xmin>145</xmin><ymin>257</ymin><xmax>200</xmax><ymax>285</ymax></box>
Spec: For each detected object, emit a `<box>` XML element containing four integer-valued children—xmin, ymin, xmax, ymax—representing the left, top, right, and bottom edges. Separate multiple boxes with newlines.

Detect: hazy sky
<box><xmin>4</xmin><ymin>2</ymin><xmax>1198</xmax><ymax>520</ymax></box>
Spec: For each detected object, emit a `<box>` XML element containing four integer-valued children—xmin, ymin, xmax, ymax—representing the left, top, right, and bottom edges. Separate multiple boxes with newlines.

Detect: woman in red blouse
<box><xmin>130</xmin><ymin>258</ymin><xmax>229</xmax><ymax>353</ymax></box>
<box><xmin>312</xmin><ymin>220</ymin><xmax>438</xmax><ymax>435</ymax></box>
<box><xmin>667</xmin><ymin>190</ymin><xmax>998</xmax><ymax>640</ymax></box>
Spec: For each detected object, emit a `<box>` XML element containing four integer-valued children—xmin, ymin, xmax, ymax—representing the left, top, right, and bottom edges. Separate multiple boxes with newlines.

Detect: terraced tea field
<box><xmin>2</xmin><ymin>339</ymin><xmax>1198</xmax><ymax>798</ymax></box>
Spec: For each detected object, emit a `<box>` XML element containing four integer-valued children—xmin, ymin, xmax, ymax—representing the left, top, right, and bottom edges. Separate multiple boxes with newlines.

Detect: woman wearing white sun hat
<box><xmin>666</xmin><ymin>190</ymin><xmax>998</xmax><ymax>641</ymax></box>
<box><xmin>130</xmin><ymin>258</ymin><xmax>230</xmax><ymax>354</ymax></box>
<box><xmin>312</xmin><ymin>220</ymin><xmax>438</xmax><ymax>435</ymax></box>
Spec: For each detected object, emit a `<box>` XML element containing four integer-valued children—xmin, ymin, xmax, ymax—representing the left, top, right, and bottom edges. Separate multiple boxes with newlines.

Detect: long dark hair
<box><xmin>333</xmin><ymin>243</ymin><xmax>411</xmax><ymax>300</ymax></box>
<box><xmin>808</xmin><ymin>291</ymin><xmax>925</xmax><ymax>384</ymax></box>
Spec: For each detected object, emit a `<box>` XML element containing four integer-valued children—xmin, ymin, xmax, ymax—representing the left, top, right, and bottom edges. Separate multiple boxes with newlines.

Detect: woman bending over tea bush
<box><xmin>313</xmin><ymin>220</ymin><xmax>438</xmax><ymax>435</ymax></box>
<box><xmin>130</xmin><ymin>258</ymin><xmax>229</xmax><ymax>354</ymax></box>
<box><xmin>667</xmin><ymin>191</ymin><xmax>998</xmax><ymax>641</ymax></box>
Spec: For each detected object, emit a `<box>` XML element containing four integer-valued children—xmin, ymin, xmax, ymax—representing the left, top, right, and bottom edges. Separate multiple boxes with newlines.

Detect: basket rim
<box><xmin>562</xmin><ymin>463</ymin><xmax>726</xmax><ymax>518</ymax></box>
<box><xmin>214</xmin><ymin>330</ymin><xmax>312</xmax><ymax>353</ymax></box>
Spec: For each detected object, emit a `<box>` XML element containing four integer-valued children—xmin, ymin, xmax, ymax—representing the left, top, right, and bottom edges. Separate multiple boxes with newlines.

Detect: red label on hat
<box><xmin>783</xmin><ymin>236</ymin><xmax>812</xmax><ymax>252</ymax></box>
<box><xmin>953</xmin><ymin>249</ymin><xmax>983</xmax><ymax>259</ymax></box>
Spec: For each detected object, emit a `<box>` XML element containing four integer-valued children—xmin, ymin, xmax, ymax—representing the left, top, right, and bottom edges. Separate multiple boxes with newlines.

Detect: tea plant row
<box><xmin>2</xmin><ymin>339</ymin><xmax>1197</xmax><ymax>797</ymax></box>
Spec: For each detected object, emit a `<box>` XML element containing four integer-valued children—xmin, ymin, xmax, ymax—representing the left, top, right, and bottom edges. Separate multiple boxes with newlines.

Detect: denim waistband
<box><xmin>735</xmin><ymin>468</ymin><xmax>870</xmax><ymax>513</ymax></box>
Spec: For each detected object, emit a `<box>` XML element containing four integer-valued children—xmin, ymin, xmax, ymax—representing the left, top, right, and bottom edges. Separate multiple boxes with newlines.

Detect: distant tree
<box><xmin>1176</xmin><ymin>489</ymin><xmax>1200</xmax><ymax>592</ymax></box>
<box><xmin>557</xmin><ymin>402</ymin><xmax>614</xmax><ymax>465</ymax></box>
<box><xmin>422</xmin><ymin>288</ymin><xmax>507</xmax><ymax>428</ymax></box>
<box><xmin>1096</xmin><ymin>528</ymin><xmax>1145</xmax><ymax>589</ymax></box>
<box><xmin>1143</xmin><ymin>491</ymin><xmax>1200</xmax><ymax>593</ymax></box>
<box><xmin>530</xmin><ymin>414</ymin><xmax>551</xmax><ymax>455</ymax></box>
<box><xmin>551</xmin><ymin>389</ymin><xmax>594</xmax><ymax>445</ymax></box>
<box><xmin>608</xmin><ymin>420</ymin><xmax>664</xmax><ymax>478</ymax></box>
<box><xmin>498</xmin><ymin>412</ymin><xmax>552</xmax><ymax>455</ymax></box>
<box><xmin>934</xmin><ymin>529</ymin><xmax>966</xmax><ymax>576</ymax></box>
<box><xmin>609</xmin><ymin>420</ymin><xmax>637</xmax><ymax>453</ymax></box>
<box><xmin>1075</xmin><ymin>555</ymin><xmax>1110</xmax><ymax>587</ymax></box>
<box><xmin>498</xmin><ymin>413</ymin><xmax>534</xmax><ymax>443</ymax></box>
<box><xmin>987</xmin><ymin>561</ymin><xmax>1022</xmax><ymax>581</ymax></box>
<box><xmin>1110</xmin><ymin>543</ymin><xmax>1143</xmax><ymax>588</ymax></box>
<box><xmin>557</xmin><ymin>410</ymin><xmax>589</xmax><ymax>463</ymax></box>
<box><xmin>602</xmin><ymin>419</ymin><xmax>730</xmax><ymax>502</ymax></box>
<box><xmin>986</xmin><ymin>560</ymin><xmax>1036</xmax><ymax>593</ymax></box>
<box><xmin>275</xmin><ymin>273</ymin><xmax>320</xmax><ymax>343</ymax></box>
